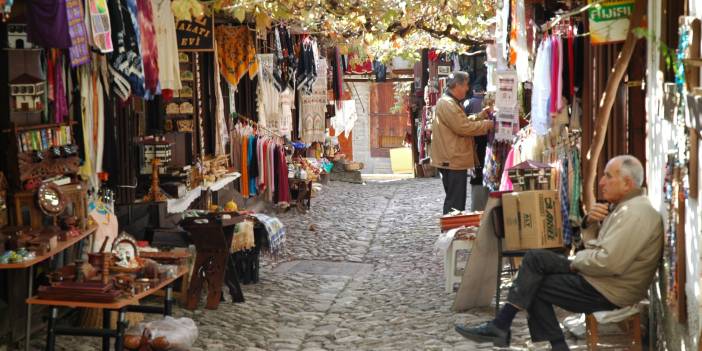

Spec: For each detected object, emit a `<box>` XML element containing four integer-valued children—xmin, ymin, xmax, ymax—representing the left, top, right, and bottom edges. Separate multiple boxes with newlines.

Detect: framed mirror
<box><xmin>111</xmin><ymin>232</ymin><xmax>139</xmax><ymax>268</ymax></box>
<box><xmin>37</xmin><ymin>183</ymin><xmax>66</xmax><ymax>216</ymax></box>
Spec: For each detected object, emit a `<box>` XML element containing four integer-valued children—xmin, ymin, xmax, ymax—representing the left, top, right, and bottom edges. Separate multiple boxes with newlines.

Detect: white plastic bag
<box><xmin>126</xmin><ymin>316</ymin><xmax>198</xmax><ymax>350</ymax></box>
<box><xmin>147</xmin><ymin>316</ymin><xmax>198</xmax><ymax>350</ymax></box>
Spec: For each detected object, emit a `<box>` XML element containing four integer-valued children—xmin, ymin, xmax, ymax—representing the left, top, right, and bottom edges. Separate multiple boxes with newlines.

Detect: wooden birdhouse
<box><xmin>10</xmin><ymin>74</ymin><xmax>45</xmax><ymax>112</ymax></box>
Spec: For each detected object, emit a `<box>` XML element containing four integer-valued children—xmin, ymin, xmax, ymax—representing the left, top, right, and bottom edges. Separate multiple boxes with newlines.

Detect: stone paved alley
<box><xmin>46</xmin><ymin>178</ymin><xmax>606</xmax><ymax>351</ymax></box>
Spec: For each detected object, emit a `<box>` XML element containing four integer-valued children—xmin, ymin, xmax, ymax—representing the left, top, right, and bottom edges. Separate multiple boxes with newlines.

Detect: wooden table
<box><xmin>180</xmin><ymin>213</ymin><xmax>247</xmax><ymax>310</ymax></box>
<box><xmin>27</xmin><ymin>268</ymin><xmax>188</xmax><ymax>351</ymax></box>
<box><xmin>0</xmin><ymin>226</ymin><xmax>97</xmax><ymax>351</ymax></box>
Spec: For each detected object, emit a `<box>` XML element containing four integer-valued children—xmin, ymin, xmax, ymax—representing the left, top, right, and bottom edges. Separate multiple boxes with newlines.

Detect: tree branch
<box><xmin>583</xmin><ymin>0</ymin><xmax>646</xmax><ymax>209</ymax></box>
<box><xmin>386</xmin><ymin>21</ymin><xmax>485</xmax><ymax>47</ymax></box>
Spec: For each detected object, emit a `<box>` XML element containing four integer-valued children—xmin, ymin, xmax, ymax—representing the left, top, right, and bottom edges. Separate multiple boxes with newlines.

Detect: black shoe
<box><xmin>455</xmin><ymin>321</ymin><xmax>511</xmax><ymax>347</ymax></box>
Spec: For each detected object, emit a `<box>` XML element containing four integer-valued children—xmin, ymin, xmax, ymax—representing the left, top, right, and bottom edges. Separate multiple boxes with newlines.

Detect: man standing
<box><xmin>455</xmin><ymin>155</ymin><xmax>663</xmax><ymax>350</ymax></box>
<box><xmin>431</xmin><ymin>71</ymin><xmax>493</xmax><ymax>214</ymax></box>
<box><xmin>463</xmin><ymin>85</ymin><xmax>490</xmax><ymax>211</ymax></box>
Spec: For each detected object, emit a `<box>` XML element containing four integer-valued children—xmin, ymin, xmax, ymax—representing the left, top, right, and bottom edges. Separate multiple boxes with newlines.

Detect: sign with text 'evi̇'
<box><xmin>176</xmin><ymin>12</ymin><xmax>214</xmax><ymax>51</ymax></box>
<box><xmin>588</xmin><ymin>0</ymin><xmax>634</xmax><ymax>45</ymax></box>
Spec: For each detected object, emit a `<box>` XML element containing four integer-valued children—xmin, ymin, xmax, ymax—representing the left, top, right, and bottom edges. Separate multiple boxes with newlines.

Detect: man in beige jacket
<box><xmin>430</xmin><ymin>71</ymin><xmax>493</xmax><ymax>214</ymax></box>
<box><xmin>455</xmin><ymin>155</ymin><xmax>663</xmax><ymax>351</ymax></box>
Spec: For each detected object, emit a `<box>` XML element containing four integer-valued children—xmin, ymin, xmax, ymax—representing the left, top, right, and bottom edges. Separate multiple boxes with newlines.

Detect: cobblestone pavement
<box><xmin>46</xmin><ymin>178</ymin><xmax>600</xmax><ymax>351</ymax></box>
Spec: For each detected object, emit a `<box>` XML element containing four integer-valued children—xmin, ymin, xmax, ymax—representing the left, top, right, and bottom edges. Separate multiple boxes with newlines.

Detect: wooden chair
<box><xmin>585</xmin><ymin>310</ymin><xmax>643</xmax><ymax>351</ymax></box>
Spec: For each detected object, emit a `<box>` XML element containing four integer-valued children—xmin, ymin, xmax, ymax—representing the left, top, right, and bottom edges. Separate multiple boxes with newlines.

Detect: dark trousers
<box><xmin>439</xmin><ymin>168</ymin><xmax>467</xmax><ymax>214</ymax></box>
<box><xmin>507</xmin><ymin>250</ymin><xmax>618</xmax><ymax>342</ymax></box>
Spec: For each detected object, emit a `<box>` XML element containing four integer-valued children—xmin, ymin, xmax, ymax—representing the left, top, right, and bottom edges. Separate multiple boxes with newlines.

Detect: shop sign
<box><xmin>588</xmin><ymin>0</ymin><xmax>635</xmax><ymax>45</ymax></box>
<box><xmin>176</xmin><ymin>13</ymin><xmax>214</xmax><ymax>51</ymax></box>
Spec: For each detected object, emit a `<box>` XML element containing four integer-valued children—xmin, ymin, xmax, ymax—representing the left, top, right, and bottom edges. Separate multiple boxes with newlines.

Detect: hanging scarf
<box><xmin>560</xmin><ymin>156</ymin><xmax>572</xmax><ymax>245</ymax></box>
<box><xmin>136</xmin><ymin>0</ymin><xmax>160</xmax><ymax>99</ymax></box>
<box><xmin>106</xmin><ymin>0</ymin><xmax>132</xmax><ymax>101</ymax></box>
<box><xmin>53</xmin><ymin>52</ymin><xmax>68</xmax><ymax>123</ymax></box>
<box><xmin>214</xmin><ymin>44</ymin><xmax>228</xmax><ymax>154</ymax></box>
<box><xmin>124</xmin><ymin>0</ymin><xmax>146</xmax><ymax>97</ymax></box>
<box><xmin>66</xmin><ymin>0</ymin><xmax>90</xmax><ymax>67</ymax></box>
<box><xmin>84</xmin><ymin>0</ymin><xmax>113</xmax><ymax>53</ymax></box>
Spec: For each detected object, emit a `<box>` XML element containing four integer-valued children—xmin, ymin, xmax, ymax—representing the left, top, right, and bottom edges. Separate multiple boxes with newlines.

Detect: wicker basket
<box><xmin>344</xmin><ymin>162</ymin><xmax>364</xmax><ymax>171</ymax></box>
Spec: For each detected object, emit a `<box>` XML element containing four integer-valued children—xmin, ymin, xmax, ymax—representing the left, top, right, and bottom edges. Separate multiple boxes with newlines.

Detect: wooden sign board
<box><xmin>176</xmin><ymin>13</ymin><xmax>214</xmax><ymax>52</ymax></box>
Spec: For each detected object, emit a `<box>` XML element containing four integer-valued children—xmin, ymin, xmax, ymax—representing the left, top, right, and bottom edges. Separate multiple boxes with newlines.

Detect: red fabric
<box><xmin>549</xmin><ymin>36</ymin><xmax>559</xmax><ymax>115</ymax></box>
<box><xmin>276</xmin><ymin>145</ymin><xmax>290</xmax><ymax>203</ymax></box>
<box><xmin>568</xmin><ymin>28</ymin><xmax>575</xmax><ymax>99</ymax></box>
<box><xmin>136</xmin><ymin>0</ymin><xmax>160</xmax><ymax>98</ymax></box>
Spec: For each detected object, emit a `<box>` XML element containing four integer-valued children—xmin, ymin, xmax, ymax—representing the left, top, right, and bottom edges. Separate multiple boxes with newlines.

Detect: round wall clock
<box><xmin>37</xmin><ymin>183</ymin><xmax>66</xmax><ymax>216</ymax></box>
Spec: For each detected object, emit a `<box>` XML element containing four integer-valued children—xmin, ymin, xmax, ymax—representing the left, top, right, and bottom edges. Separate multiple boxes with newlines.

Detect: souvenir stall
<box><xmin>0</xmin><ymin>0</ymin><xmax>271</xmax><ymax>349</ymax></box>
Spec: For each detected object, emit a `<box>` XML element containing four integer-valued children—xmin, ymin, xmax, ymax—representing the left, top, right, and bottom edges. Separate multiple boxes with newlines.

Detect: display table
<box><xmin>0</xmin><ymin>226</ymin><xmax>97</xmax><ymax>351</ymax></box>
<box><xmin>27</xmin><ymin>267</ymin><xmax>188</xmax><ymax>351</ymax></box>
<box><xmin>180</xmin><ymin>213</ymin><xmax>247</xmax><ymax>310</ymax></box>
<box><xmin>164</xmin><ymin>173</ymin><xmax>241</xmax><ymax>214</ymax></box>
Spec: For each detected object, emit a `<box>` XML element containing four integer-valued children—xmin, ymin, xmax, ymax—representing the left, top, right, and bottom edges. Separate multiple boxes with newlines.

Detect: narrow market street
<box><xmin>47</xmin><ymin>178</ymin><xmax>593</xmax><ymax>351</ymax></box>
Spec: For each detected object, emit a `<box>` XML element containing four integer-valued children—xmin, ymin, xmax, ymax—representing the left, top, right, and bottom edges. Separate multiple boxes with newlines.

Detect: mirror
<box><xmin>37</xmin><ymin>183</ymin><xmax>66</xmax><ymax>216</ymax></box>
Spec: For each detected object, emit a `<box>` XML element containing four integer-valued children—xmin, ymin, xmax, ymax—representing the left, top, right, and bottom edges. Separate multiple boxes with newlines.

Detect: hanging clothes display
<box><xmin>299</xmin><ymin>58</ymin><xmax>328</xmax><ymax>144</ymax></box>
<box><xmin>231</xmin><ymin>121</ymin><xmax>291</xmax><ymax>203</ymax></box>
<box><xmin>215</xmin><ymin>26</ymin><xmax>258</xmax><ymax>87</ymax></box>
<box><xmin>152</xmin><ymin>0</ymin><xmax>180</xmax><ymax>93</ymax></box>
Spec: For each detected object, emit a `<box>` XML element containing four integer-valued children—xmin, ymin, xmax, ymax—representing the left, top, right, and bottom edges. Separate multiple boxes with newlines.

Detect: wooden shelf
<box><xmin>2</xmin><ymin>121</ymin><xmax>77</xmax><ymax>133</ymax></box>
<box><xmin>0</xmin><ymin>225</ymin><xmax>97</xmax><ymax>270</ymax></box>
<box><xmin>3</xmin><ymin>48</ymin><xmax>43</xmax><ymax>52</ymax></box>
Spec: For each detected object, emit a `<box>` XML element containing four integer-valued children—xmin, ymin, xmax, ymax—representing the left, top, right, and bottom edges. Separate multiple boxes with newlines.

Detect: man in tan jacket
<box><xmin>455</xmin><ymin>155</ymin><xmax>663</xmax><ymax>351</ymax></box>
<box><xmin>430</xmin><ymin>71</ymin><xmax>493</xmax><ymax>214</ymax></box>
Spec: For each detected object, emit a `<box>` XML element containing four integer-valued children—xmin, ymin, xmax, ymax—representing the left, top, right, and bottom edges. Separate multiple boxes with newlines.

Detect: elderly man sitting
<box><xmin>455</xmin><ymin>155</ymin><xmax>663</xmax><ymax>350</ymax></box>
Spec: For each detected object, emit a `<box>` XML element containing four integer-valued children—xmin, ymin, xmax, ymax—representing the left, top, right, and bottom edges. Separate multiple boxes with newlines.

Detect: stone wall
<box><xmin>349</xmin><ymin>82</ymin><xmax>392</xmax><ymax>174</ymax></box>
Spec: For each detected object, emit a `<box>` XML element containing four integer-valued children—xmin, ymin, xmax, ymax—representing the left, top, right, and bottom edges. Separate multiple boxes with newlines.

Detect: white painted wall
<box><xmin>349</xmin><ymin>82</ymin><xmax>393</xmax><ymax>174</ymax></box>
<box><xmin>647</xmin><ymin>0</ymin><xmax>702</xmax><ymax>347</ymax></box>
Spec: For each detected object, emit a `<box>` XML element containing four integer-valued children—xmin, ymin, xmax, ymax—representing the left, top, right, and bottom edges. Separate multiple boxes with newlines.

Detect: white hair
<box><xmin>446</xmin><ymin>71</ymin><xmax>470</xmax><ymax>89</ymax></box>
<box><xmin>612</xmin><ymin>155</ymin><xmax>644</xmax><ymax>187</ymax></box>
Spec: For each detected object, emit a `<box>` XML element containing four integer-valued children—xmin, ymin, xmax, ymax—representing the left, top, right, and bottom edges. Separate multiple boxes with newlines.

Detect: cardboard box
<box><xmin>502</xmin><ymin>190</ymin><xmax>563</xmax><ymax>250</ymax></box>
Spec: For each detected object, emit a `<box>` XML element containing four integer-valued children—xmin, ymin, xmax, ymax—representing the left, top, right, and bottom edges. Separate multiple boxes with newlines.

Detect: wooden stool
<box><xmin>586</xmin><ymin>312</ymin><xmax>642</xmax><ymax>350</ymax></box>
